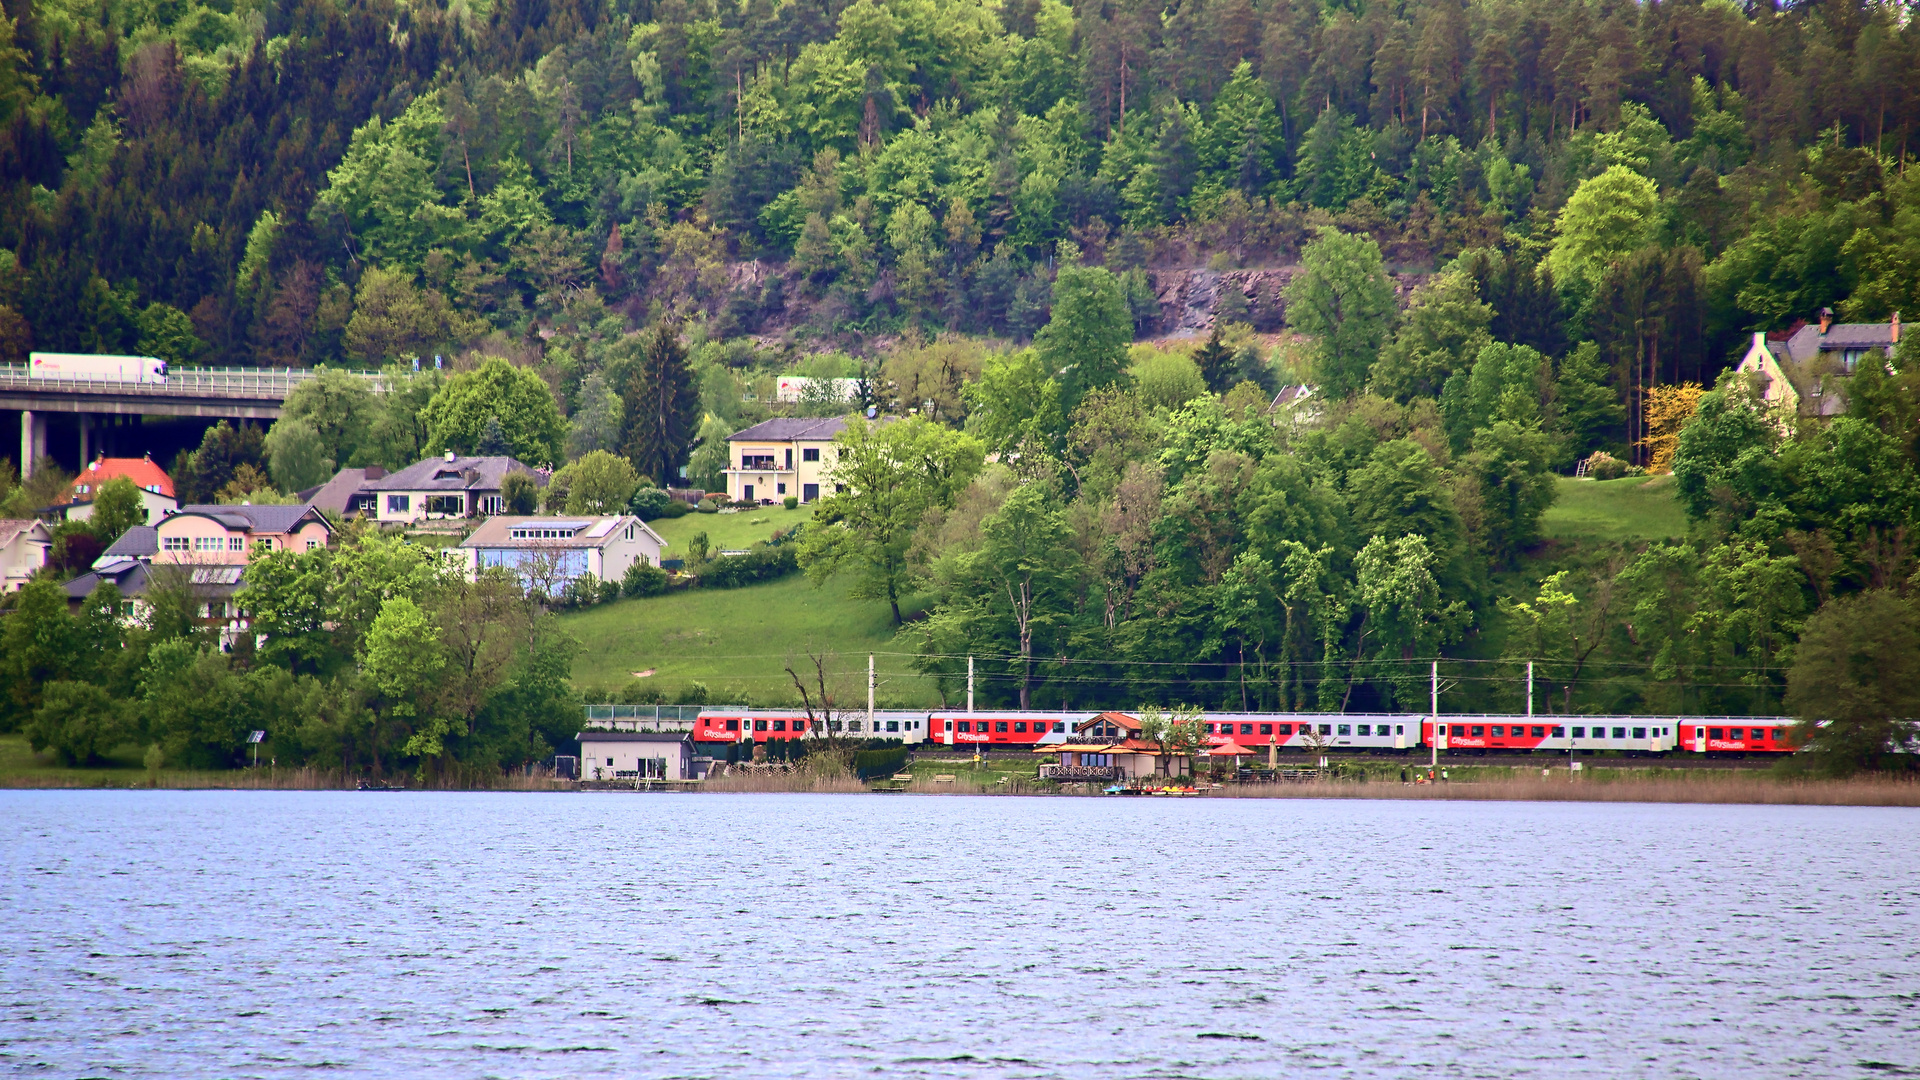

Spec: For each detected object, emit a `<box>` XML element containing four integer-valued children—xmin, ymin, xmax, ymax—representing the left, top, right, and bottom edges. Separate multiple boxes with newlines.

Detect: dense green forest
<box><xmin>4</xmin><ymin>0</ymin><xmax>1920</xmax><ymax>776</ymax></box>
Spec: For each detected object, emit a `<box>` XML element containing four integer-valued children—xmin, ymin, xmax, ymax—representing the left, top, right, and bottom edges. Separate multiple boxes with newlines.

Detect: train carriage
<box><xmin>694</xmin><ymin>710</ymin><xmax>933</xmax><ymax>747</ymax></box>
<box><xmin>1201</xmin><ymin>713</ymin><xmax>1426</xmax><ymax>754</ymax></box>
<box><xmin>926</xmin><ymin>711</ymin><xmax>1078</xmax><ymax>749</ymax></box>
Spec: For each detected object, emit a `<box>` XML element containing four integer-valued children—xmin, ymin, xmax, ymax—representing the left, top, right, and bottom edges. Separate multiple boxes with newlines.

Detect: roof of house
<box><xmin>167</xmin><ymin>503</ymin><xmax>329</xmax><ymax>534</ymax></box>
<box><xmin>1269</xmin><ymin>385</ymin><xmax>1314</xmax><ymax>411</ymax></box>
<box><xmin>371</xmin><ymin>454</ymin><xmax>543</xmax><ymax>493</ymax></box>
<box><xmin>0</xmin><ymin>519</ymin><xmax>51</xmax><ymax>548</ymax></box>
<box><xmin>63</xmin><ymin>558</ymin><xmax>150</xmax><ymax>599</ymax></box>
<box><xmin>1077</xmin><ymin>711</ymin><xmax>1143</xmax><ymax>733</ymax></box>
<box><xmin>298</xmin><ymin>466</ymin><xmax>385</xmax><ymax>515</ymax></box>
<box><xmin>100</xmin><ymin>525</ymin><xmax>158</xmax><ymax>559</ymax></box>
<box><xmin>66</xmin><ymin>456</ymin><xmax>175</xmax><ymax>500</ymax></box>
<box><xmin>575</xmin><ymin>730</ymin><xmax>692</xmax><ymax>743</ymax></box>
<box><xmin>729</xmin><ymin>417</ymin><xmax>848</xmax><ymax>443</ymax></box>
<box><xmin>461</xmin><ymin>515</ymin><xmax>662</xmax><ymax>549</ymax></box>
<box><xmin>1773</xmin><ymin>320</ymin><xmax>1899</xmax><ymax>367</ymax></box>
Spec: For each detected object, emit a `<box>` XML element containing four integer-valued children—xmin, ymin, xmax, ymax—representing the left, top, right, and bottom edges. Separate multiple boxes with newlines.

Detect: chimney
<box><xmin>364</xmin><ymin>465</ymin><xmax>385</xmax><ymax>481</ymax></box>
<box><xmin>444</xmin><ymin>449</ymin><xmax>456</xmax><ymax>463</ymax></box>
<box><xmin>1893</xmin><ymin>311</ymin><xmax>1902</xmax><ymax>345</ymax></box>
<box><xmin>1819</xmin><ymin>307</ymin><xmax>1834</xmax><ymax>335</ymax></box>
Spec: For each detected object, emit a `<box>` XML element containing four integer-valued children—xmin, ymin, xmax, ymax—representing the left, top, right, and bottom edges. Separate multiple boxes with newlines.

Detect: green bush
<box><xmin>622</xmin><ymin>559</ymin><xmax>670</xmax><ymax>597</ymax></box>
<box><xmin>1585</xmin><ymin>453</ymin><xmax>1628</xmax><ymax>480</ymax></box>
<box><xmin>696</xmin><ymin>498</ymin><xmax>719</xmax><ymax>513</ymax></box>
<box><xmin>696</xmin><ymin>542</ymin><xmax>799</xmax><ymax>589</ymax></box>
<box><xmin>630</xmin><ymin>486</ymin><xmax>673</xmax><ymax>520</ymax></box>
<box><xmin>853</xmin><ymin>745</ymin><xmax>909</xmax><ymax>779</ymax></box>
<box><xmin>673</xmin><ymin>680</ymin><xmax>710</xmax><ymax>705</ymax></box>
<box><xmin>783</xmin><ymin>495</ymin><xmax>799</xmax><ymax>509</ymax></box>
<box><xmin>659</xmin><ymin>500</ymin><xmax>692</xmax><ymax>518</ymax></box>
<box><xmin>26</xmin><ymin>680</ymin><xmax>132</xmax><ymax>766</ymax></box>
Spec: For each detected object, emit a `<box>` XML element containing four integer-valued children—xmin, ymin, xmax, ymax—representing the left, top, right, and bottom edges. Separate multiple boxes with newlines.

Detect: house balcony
<box><xmin>1039</xmin><ymin>764</ymin><xmax>1120</xmax><ymax>782</ymax></box>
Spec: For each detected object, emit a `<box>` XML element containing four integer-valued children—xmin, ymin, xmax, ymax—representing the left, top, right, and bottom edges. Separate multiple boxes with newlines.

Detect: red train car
<box><xmin>926</xmin><ymin>711</ymin><xmax>1077</xmax><ymax>749</ymax></box>
<box><xmin>1674</xmin><ymin>721</ymin><xmax>1798</xmax><ymax>754</ymax></box>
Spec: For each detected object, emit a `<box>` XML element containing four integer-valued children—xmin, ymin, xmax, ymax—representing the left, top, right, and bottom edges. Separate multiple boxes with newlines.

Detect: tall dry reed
<box><xmin>1204</xmin><ymin>773</ymin><xmax>1920</xmax><ymax>806</ymax></box>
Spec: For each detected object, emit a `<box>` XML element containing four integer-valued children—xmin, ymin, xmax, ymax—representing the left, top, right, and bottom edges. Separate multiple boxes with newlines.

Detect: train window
<box><xmin>1612</xmin><ymin>727</ymin><xmax>1626</xmax><ymax>738</ymax></box>
<box><xmin>996</xmin><ymin>722</ymin><xmax>1009</xmax><ymax>733</ymax></box>
<box><xmin>1633</xmin><ymin>727</ymin><xmax>1646</xmax><ymax>739</ymax></box>
<box><xmin>1470</xmin><ymin>726</ymin><xmax>1484</xmax><ymax>737</ymax></box>
<box><xmin>1277</xmin><ymin>724</ymin><xmax>1292</xmax><ymax>735</ymax></box>
<box><xmin>1356</xmin><ymin>725</ymin><xmax>1370</xmax><ymax>736</ymax></box>
<box><xmin>1450</xmin><ymin>725</ymin><xmax>1464</xmax><ymax>736</ymax></box>
<box><xmin>1054</xmin><ymin>722</ymin><xmax>1066</xmax><ymax>732</ymax></box>
<box><xmin>1204</xmin><ymin>723</ymin><xmax>1215</xmax><ymax>734</ymax></box>
<box><xmin>1241</xmin><ymin>723</ymin><xmax>1255</xmax><ymax>735</ymax></box>
<box><xmin>958</xmin><ymin>721</ymin><xmax>971</xmax><ymax>733</ymax></box>
<box><xmin>1396</xmin><ymin>725</ymin><xmax>1404</xmax><ymax>735</ymax></box>
<box><xmin>1531</xmin><ymin>726</ymin><xmax>1545</xmax><ymax>738</ymax></box>
<box><xmin>1319</xmin><ymin>724</ymin><xmax>1332</xmax><ymax>736</ymax></box>
<box><xmin>887</xmin><ymin>721</ymin><xmax>900</xmax><ymax>732</ymax></box>
<box><xmin>1571</xmin><ymin>727</ymin><xmax>1585</xmax><ymax>738</ymax></box>
<box><xmin>1551</xmin><ymin>727</ymin><xmax>1565</xmax><ymax>737</ymax></box>
<box><xmin>1708</xmin><ymin>728</ymin><xmax>1723</xmax><ymax>739</ymax></box>
<box><xmin>1337</xmin><ymin>725</ymin><xmax>1351</xmax><ymax>736</ymax></box>
<box><xmin>755</xmin><ymin>720</ymin><xmax>769</xmax><ymax>731</ymax></box>
<box><xmin>1259</xmin><ymin>723</ymin><xmax>1273</xmax><ymax>735</ymax></box>
<box><xmin>1491</xmin><ymin>726</ymin><xmax>1504</xmax><ymax>737</ymax></box>
<box><xmin>1014</xmin><ymin>722</ymin><xmax>1027</xmax><ymax>733</ymax></box>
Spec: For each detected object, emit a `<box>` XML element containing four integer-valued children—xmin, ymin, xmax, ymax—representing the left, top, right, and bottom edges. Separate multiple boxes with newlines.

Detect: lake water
<box><xmin>2</xmin><ymin>792</ymin><xmax>1916</xmax><ymax>1078</ymax></box>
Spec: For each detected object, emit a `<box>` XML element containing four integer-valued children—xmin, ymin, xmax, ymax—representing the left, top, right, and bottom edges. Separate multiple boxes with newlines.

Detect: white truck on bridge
<box><xmin>29</xmin><ymin>352</ymin><xmax>168</xmax><ymax>384</ymax></box>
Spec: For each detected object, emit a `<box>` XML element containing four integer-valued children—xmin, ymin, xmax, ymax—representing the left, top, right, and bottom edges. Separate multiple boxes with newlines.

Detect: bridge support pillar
<box><xmin>19</xmin><ymin>408</ymin><xmax>41</xmax><ymax>479</ymax></box>
<box><xmin>78</xmin><ymin>413</ymin><xmax>89</xmax><ymax>465</ymax></box>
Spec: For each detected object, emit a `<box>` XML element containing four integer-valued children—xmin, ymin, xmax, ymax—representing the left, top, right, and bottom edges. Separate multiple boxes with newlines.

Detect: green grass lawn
<box><xmin>648</xmin><ymin>504</ymin><xmax>816</xmax><ymax>558</ymax></box>
<box><xmin>1540</xmin><ymin>474</ymin><xmax>1688</xmax><ymax>543</ymax></box>
<box><xmin>0</xmin><ymin>733</ymin><xmax>158</xmax><ymax>787</ymax></box>
<box><xmin>558</xmin><ymin>571</ymin><xmax>944</xmax><ymax>706</ymax></box>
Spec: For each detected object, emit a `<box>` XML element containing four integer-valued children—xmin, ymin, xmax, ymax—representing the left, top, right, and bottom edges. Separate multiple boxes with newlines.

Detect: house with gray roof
<box><xmin>362</xmin><ymin>452</ymin><xmax>546</xmax><ymax>524</ymax></box>
<box><xmin>459</xmin><ymin>514</ymin><xmax>664</xmax><ymax>593</ymax></box>
<box><xmin>1736</xmin><ymin>309</ymin><xmax>1902</xmax><ymax>420</ymax></box>
<box><xmin>725</xmin><ymin>417</ymin><xmax>847</xmax><ymax>505</ymax></box>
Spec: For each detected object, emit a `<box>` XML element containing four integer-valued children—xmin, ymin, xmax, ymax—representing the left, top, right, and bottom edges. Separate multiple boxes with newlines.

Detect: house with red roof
<box><xmin>61</xmin><ymin>455</ymin><xmax>178</xmax><ymax>526</ymax></box>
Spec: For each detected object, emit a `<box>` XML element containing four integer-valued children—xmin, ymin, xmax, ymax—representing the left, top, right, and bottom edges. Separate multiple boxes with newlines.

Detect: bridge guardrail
<box><xmin>0</xmin><ymin>365</ymin><xmax>389</xmax><ymax>398</ymax></box>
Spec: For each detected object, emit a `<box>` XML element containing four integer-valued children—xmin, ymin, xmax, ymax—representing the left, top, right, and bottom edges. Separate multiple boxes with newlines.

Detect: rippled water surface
<box><xmin>2</xmin><ymin>791</ymin><xmax>1917</xmax><ymax>1078</ymax></box>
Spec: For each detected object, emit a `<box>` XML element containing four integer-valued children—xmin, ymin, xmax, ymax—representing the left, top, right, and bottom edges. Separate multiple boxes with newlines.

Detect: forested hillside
<box><xmin>6</xmin><ymin>0</ymin><xmax>1920</xmax><ymax>777</ymax></box>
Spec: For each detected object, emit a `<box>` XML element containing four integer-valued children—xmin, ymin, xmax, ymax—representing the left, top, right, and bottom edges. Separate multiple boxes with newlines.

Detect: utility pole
<box><xmin>967</xmin><ymin>655</ymin><xmax>974</xmax><ymax>715</ymax></box>
<box><xmin>1430</xmin><ymin>661</ymin><xmax>1439</xmax><ymax>770</ymax></box>
<box><xmin>867</xmin><ymin>654</ymin><xmax>875</xmax><ymax>730</ymax></box>
<box><xmin>1527</xmin><ymin>660</ymin><xmax>1534</xmax><ymax>720</ymax></box>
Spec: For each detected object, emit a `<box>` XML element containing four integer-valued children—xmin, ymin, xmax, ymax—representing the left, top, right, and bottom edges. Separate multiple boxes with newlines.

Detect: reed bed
<box><xmin>1203</xmin><ymin>773</ymin><xmax>1920</xmax><ymax>806</ymax></box>
<box><xmin>3</xmin><ymin>767</ymin><xmax>574</xmax><ymax>792</ymax></box>
<box><xmin>699</xmin><ymin>770</ymin><xmax>867</xmax><ymax>793</ymax></box>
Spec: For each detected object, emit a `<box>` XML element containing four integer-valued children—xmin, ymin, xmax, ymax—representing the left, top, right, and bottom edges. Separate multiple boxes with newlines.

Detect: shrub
<box><xmin>696</xmin><ymin>498</ymin><xmax>720</xmax><ymax>513</ymax></box>
<box><xmin>853</xmin><ymin>745</ymin><xmax>909</xmax><ymax>779</ymax></box>
<box><xmin>562</xmin><ymin>573</ymin><xmax>604</xmax><ymax>609</ymax></box>
<box><xmin>783</xmin><ymin>495</ymin><xmax>800</xmax><ymax>509</ymax></box>
<box><xmin>659</xmin><ymin>499</ymin><xmax>692</xmax><ymax>518</ymax></box>
<box><xmin>26</xmin><ymin>681</ymin><xmax>132</xmax><ymax>766</ymax></box>
<box><xmin>622</xmin><ymin>559</ymin><xmax>670</xmax><ymax>597</ymax></box>
<box><xmin>674</xmin><ymin>680</ymin><xmax>710</xmax><ymax>705</ymax></box>
<box><xmin>696</xmin><ymin>542</ymin><xmax>799</xmax><ymax>589</ymax></box>
<box><xmin>500</xmin><ymin>471</ymin><xmax>539</xmax><ymax>514</ymax></box>
<box><xmin>630</xmin><ymin>486</ymin><xmax>673</xmax><ymax>520</ymax></box>
<box><xmin>1584</xmin><ymin>452</ymin><xmax>1627</xmax><ymax>480</ymax></box>
<box><xmin>597</xmin><ymin>577</ymin><xmax>621</xmax><ymax>604</ymax></box>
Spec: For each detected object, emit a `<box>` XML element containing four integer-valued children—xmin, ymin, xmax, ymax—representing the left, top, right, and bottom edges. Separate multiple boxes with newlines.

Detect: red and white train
<box><xmin>663</xmin><ymin>708</ymin><xmax>1799</xmax><ymax>756</ymax></box>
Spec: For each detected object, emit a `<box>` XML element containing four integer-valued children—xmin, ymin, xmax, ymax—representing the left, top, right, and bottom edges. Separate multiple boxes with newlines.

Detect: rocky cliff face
<box><xmin>1148</xmin><ymin>267</ymin><xmax>1431</xmax><ymax>339</ymax></box>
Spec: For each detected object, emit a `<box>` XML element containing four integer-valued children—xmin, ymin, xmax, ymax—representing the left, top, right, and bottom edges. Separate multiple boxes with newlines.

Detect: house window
<box><xmin>163</xmin><ymin>537</ymin><xmax>190</xmax><ymax>552</ymax></box>
<box><xmin>803</xmin><ymin>483</ymin><xmax>819</xmax><ymax>502</ymax></box>
<box><xmin>194</xmin><ymin>536</ymin><xmax>223</xmax><ymax>553</ymax></box>
<box><xmin>307</xmin><ymin>540</ymin><xmax>319</xmax><ymax>550</ymax></box>
<box><xmin>1843</xmin><ymin>348</ymin><xmax>1868</xmax><ymax>373</ymax></box>
<box><xmin>387</xmin><ymin>495</ymin><xmax>411</xmax><ymax>513</ymax></box>
<box><xmin>784</xmin><ymin>449</ymin><xmax>792</xmax><ymax>468</ymax></box>
<box><xmin>743</xmin><ymin>485</ymin><xmax>754</xmax><ymax>501</ymax></box>
<box><xmin>480</xmin><ymin>495</ymin><xmax>503</xmax><ymax>515</ymax></box>
<box><xmin>253</xmin><ymin>538</ymin><xmax>274</xmax><ymax>551</ymax></box>
<box><xmin>742</xmin><ymin>454</ymin><xmax>776</xmax><ymax>470</ymax></box>
<box><xmin>802</xmin><ymin>447</ymin><xmax>820</xmax><ymax>462</ymax></box>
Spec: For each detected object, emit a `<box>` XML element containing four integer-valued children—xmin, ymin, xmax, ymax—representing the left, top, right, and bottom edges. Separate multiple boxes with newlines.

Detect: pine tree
<box><xmin>477</xmin><ymin>415</ymin><xmax>510</xmax><ymax>456</ymax></box>
<box><xmin>620</xmin><ymin>322</ymin><xmax>703</xmax><ymax>487</ymax></box>
<box><xmin>1192</xmin><ymin>325</ymin><xmax>1234</xmax><ymax>394</ymax></box>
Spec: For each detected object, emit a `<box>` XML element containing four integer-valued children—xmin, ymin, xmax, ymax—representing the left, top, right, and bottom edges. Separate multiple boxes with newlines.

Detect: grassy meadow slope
<box><xmin>558</xmin><ymin>572</ymin><xmax>943</xmax><ymax>707</ymax></box>
<box><xmin>648</xmin><ymin>504</ymin><xmax>815</xmax><ymax>557</ymax></box>
<box><xmin>1540</xmin><ymin>475</ymin><xmax>1687</xmax><ymax>543</ymax></box>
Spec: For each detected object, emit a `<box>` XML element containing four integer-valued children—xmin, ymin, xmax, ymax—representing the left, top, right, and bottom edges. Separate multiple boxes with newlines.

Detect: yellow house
<box><xmin>723</xmin><ymin>418</ymin><xmax>846</xmax><ymax>504</ymax></box>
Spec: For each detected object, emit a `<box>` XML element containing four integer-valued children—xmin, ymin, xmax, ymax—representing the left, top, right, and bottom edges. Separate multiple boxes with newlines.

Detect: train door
<box><xmin>1691</xmin><ymin>726</ymin><xmax>1706</xmax><ymax>753</ymax></box>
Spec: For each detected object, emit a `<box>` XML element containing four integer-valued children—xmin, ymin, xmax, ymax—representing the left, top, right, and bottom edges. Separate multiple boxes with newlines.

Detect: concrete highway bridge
<box><xmin>1</xmin><ymin>364</ymin><xmax>385</xmax><ymax>477</ymax></box>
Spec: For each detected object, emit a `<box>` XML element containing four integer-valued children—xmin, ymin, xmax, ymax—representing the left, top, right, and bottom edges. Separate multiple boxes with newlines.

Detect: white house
<box><xmin>458</xmin><ymin>514</ymin><xmax>665</xmax><ymax>588</ymax></box>
<box><xmin>1735</xmin><ymin>309</ymin><xmax>1901</xmax><ymax>421</ymax></box>
<box><xmin>0</xmin><ymin>518</ymin><xmax>52</xmax><ymax>591</ymax></box>
<box><xmin>576</xmin><ymin>730</ymin><xmax>695</xmax><ymax>781</ymax></box>
<box><xmin>724</xmin><ymin>417</ymin><xmax>846</xmax><ymax>504</ymax></box>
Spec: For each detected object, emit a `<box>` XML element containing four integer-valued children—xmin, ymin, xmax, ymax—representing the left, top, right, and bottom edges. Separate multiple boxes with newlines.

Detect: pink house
<box><xmin>152</xmin><ymin>504</ymin><xmax>332</xmax><ymax>564</ymax></box>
